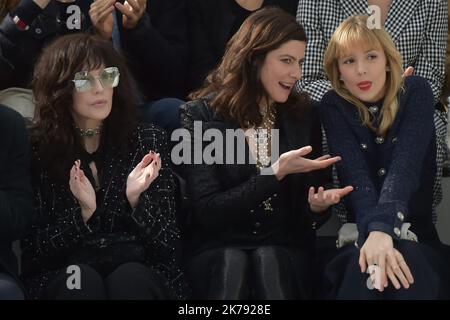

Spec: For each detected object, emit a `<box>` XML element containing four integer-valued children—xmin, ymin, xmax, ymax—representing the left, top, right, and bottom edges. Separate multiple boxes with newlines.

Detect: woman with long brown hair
<box><xmin>180</xmin><ymin>7</ymin><xmax>352</xmax><ymax>299</ymax></box>
<box><xmin>187</xmin><ymin>0</ymin><xmax>299</xmax><ymax>92</ymax></box>
<box><xmin>21</xmin><ymin>33</ymin><xmax>187</xmax><ymax>300</ymax></box>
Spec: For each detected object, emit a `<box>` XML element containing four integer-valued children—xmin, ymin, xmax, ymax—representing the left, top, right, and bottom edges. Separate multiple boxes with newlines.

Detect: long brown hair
<box><xmin>189</xmin><ymin>7</ymin><xmax>309</xmax><ymax>128</ymax></box>
<box><xmin>0</xmin><ymin>0</ymin><xmax>19</xmax><ymax>21</ymax></box>
<box><xmin>324</xmin><ymin>15</ymin><xmax>404</xmax><ymax>136</ymax></box>
<box><xmin>31</xmin><ymin>33</ymin><xmax>139</xmax><ymax>180</ymax></box>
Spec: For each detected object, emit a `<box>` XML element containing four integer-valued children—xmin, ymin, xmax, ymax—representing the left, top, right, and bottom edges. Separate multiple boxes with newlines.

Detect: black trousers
<box><xmin>323</xmin><ymin>240</ymin><xmax>450</xmax><ymax>300</ymax></box>
<box><xmin>42</xmin><ymin>262</ymin><xmax>169</xmax><ymax>300</ymax></box>
<box><xmin>186</xmin><ymin>246</ymin><xmax>314</xmax><ymax>300</ymax></box>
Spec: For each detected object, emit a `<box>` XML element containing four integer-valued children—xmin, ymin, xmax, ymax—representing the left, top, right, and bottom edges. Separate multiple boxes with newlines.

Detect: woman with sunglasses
<box><xmin>20</xmin><ymin>33</ymin><xmax>188</xmax><ymax>300</ymax></box>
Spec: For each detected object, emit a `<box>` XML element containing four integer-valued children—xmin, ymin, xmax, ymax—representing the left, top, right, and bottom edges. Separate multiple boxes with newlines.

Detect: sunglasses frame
<box><xmin>72</xmin><ymin>67</ymin><xmax>120</xmax><ymax>92</ymax></box>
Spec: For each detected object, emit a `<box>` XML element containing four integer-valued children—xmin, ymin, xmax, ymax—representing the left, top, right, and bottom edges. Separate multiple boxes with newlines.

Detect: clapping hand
<box><xmin>115</xmin><ymin>0</ymin><xmax>147</xmax><ymax>30</ymax></box>
<box><xmin>69</xmin><ymin>160</ymin><xmax>96</xmax><ymax>222</ymax></box>
<box><xmin>89</xmin><ymin>0</ymin><xmax>115</xmax><ymax>39</ymax></box>
<box><xmin>126</xmin><ymin>151</ymin><xmax>161</xmax><ymax>209</ymax></box>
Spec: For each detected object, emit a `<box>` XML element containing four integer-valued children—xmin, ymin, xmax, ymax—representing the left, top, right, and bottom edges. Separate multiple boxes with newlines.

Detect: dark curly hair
<box><xmin>189</xmin><ymin>7</ymin><xmax>309</xmax><ymax>128</ymax></box>
<box><xmin>31</xmin><ymin>33</ymin><xmax>139</xmax><ymax>180</ymax></box>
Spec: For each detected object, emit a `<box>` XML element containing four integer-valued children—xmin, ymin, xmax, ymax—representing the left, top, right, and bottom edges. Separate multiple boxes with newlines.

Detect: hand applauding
<box><xmin>89</xmin><ymin>0</ymin><xmax>116</xmax><ymax>40</ymax></box>
<box><xmin>126</xmin><ymin>151</ymin><xmax>161</xmax><ymax>209</ymax></box>
<box><xmin>69</xmin><ymin>160</ymin><xmax>96</xmax><ymax>222</ymax></box>
<box><xmin>115</xmin><ymin>0</ymin><xmax>147</xmax><ymax>30</ymax></box>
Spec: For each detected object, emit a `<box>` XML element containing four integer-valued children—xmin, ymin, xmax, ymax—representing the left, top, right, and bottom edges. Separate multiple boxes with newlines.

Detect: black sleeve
<box><xmin>21</xmin><ymin>166</ymin><xmax>95</xmax><ymax>265</ymax></box>
<box><xmin>0</xmin><ymin>0</ymin><xmax>89</xmax><ymax>89</ymax></box>
<box><xmin>180</xmin><ymin>102</ymin><xmax>281</xmax><ymax>230</ymax></box>
<box><xmin>0</xmin><ymin>105</ymin><xmax>33</xmax><ymax>243</ymax></box>
<box><xmin>120</xmin><ymin>0</ymin><xmax>188</xmax><ymax>98</ymax></box>
<box><xmin>0</xmin><ymin>0</ymin><xmax>44</xmax><ymax>89</ymax></box>
<box><xmin>187</xmin><ymin>0</ymin><xmax>217</xmax><ymax>93</ymax></box>
<box><xmin>127</xmin><ymin>126</ymin><xmax>188</xmax><ymax>299</ymax></box>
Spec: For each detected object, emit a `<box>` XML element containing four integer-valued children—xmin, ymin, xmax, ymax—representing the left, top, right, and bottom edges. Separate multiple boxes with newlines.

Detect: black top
<box><xmin>228</xmin><ymin>0</ymin><xmax>261</xmax><ymax>39</ymax></box>
<box><xmin>120</xmin><ymin>0</ymin><xmax>188</xmax><ymax>100</ymax></box>
<box><xmin>180</xmin><ymin>98</ymin><xmax>330</xmax><ymax>258</ymax></box>
<box><xmin>187</xmin><ymin>0</ymin><xmax>299</xmax><ymax>93</ymax></box>
<box><xmin>21</xmin><ymin>123</ymin><xmax>188</xmax><ymax>299</ymax></box>
<box><xmin>0</xmin><ymin>104</ymin><xmax>33</xmax><ymax>278</ymax></box>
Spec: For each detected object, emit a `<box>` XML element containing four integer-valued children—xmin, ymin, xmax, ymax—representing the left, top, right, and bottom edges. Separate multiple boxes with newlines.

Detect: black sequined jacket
<box><xmin>21</xmin><ymin>123</ymin><xmax>188</xmax><ymax>299</ymax></box>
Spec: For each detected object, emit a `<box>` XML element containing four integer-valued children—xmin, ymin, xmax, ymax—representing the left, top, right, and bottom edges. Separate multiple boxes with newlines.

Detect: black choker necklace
<box><xmin>75</xmin><ymin>125</ymin><xmax>102</xmax><ymax>137</ymax></box>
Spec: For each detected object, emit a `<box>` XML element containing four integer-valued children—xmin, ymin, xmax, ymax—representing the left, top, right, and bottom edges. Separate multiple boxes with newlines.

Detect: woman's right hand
<box><xmin>272</xmin><ymin>146</ymin><xmax>341</xmax><ymax>180</ymax></box>
<box><xmin>89</xmin><ymin>0</ymin><xmax>116</xmax><ymax>40</ymax></box>
<box><xmin>69</xmin><ymin>160</ymin><xmax>96</xmax><ymax>222</ymax></box>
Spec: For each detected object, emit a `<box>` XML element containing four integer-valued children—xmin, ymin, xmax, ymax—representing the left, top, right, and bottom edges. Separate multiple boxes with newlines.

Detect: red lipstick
<box><xmin>357</xmin><ymin>81</ymin><xmax>372</xmax><ymax>91</ymax></box>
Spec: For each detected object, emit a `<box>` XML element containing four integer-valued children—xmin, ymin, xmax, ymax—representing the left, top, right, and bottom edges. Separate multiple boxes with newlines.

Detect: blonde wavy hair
<box><xmin>324</xmin><ymin>15</ymin><xmax>404</xmax><ymax>136</ymax></box>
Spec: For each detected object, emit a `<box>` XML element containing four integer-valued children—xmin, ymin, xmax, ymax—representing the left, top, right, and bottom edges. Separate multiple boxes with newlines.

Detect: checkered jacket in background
<box><xmin>296</xmin><ymin>0</ymin><xmax>448</xmax><ymax>224</ymax></box>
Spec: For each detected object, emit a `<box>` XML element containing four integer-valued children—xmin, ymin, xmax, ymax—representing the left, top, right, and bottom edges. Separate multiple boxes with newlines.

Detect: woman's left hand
<box><xmin>126</xmin><ymin>151</ymin><xmax>161</xmax><ymax>209</ymax></box>
<box><xmin>115</xmin><ymin>0</ymin><xmax>147</xmax><ymax>29</ymax></box>
<box><xmin>308</xmin><ymin>186</ymin><xmax>353</xmax><ymax>213</ymax></box>
<box><xmin>359</xmin><ymin>231</ymin><xmax>414</xmax><ymax>292</ymax></box>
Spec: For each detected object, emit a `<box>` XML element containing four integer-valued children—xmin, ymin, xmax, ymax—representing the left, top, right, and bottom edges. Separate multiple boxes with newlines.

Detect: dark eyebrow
<box><xmin>280</xmin><ymin>54</ymin><xmax>304</xmax><ymax>63</ymax></box>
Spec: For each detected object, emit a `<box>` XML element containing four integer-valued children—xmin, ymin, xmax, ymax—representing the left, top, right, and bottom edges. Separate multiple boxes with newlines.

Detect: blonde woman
<box><xmin>319</xmin><ymin>15</ymin><xmax>449</xmax><ymax>299</ymax></box>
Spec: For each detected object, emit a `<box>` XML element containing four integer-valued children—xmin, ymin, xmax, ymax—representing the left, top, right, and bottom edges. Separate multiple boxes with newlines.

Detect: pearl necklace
<box><xmin>247</xmin><ymin>105</ymin><xmax>277</xmax><ymax>213</ymax></box>
<box><xmin>252</xmin><ymin>106</ymin><xmax>276</xmax><ymax>169</ymax></box>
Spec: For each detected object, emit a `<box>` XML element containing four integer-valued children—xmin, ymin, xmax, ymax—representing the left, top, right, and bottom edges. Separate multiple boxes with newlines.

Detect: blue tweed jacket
<box><xmin>319</xmin><ymin>76</ymin><xmax>440</xmax><ymax>246</ymax></box>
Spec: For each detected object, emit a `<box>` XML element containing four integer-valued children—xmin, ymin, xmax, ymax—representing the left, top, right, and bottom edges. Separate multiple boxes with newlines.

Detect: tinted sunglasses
<box><xmin>72</xmin><ymin>67</ymin><xmax>120</xmax><ymax>92</ymax></box>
